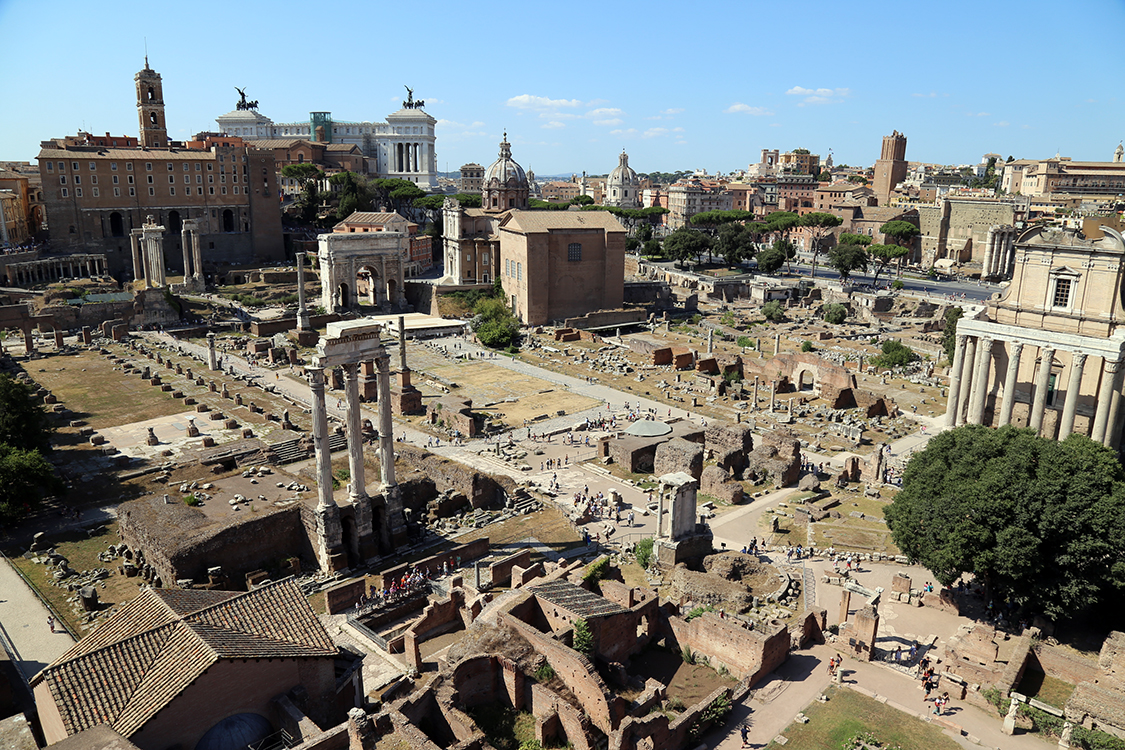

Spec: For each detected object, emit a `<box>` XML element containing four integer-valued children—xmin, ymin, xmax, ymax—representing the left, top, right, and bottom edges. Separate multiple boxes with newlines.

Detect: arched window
<box><xmin>149</xmin><ymin>112</ymin><xmax>158</xmax><ymax>125</ymax></box>
<box><xmin>147</xmin><ymin>86</ymin><xmax>155</xmax><ymax>101</ymax></box>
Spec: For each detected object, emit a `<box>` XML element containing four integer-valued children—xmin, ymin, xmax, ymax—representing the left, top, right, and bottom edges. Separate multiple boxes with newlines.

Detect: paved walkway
<box><xmin>0</xmin><ymin>557</ymin><xmax>76</xmax><ymax>684</ymax></box>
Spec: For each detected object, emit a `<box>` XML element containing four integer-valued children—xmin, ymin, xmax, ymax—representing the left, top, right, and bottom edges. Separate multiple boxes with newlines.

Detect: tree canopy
<box><xmin>0</xmin><ymin>375</ymin><xmax>60</xmax><ymax>525</ymax></box>
<box><xmin>755</xmin><ymin>241</ymin><xmax>788</xmax><ymax>274</ymax></box>
<box><xmin>663</xmin><ymin>227</ymin><xmax>712</xmax><ymax>268</ymax></box>
<box><xmin>799</xmin><ymin>212</ymin><xmax>843</xmax><ymax>276</ymax></box>
<box><xmin>827</xmin><ymin>243</ymin><xmax>868</xmax><ymax>281</ymax></box>
<box><xmin>715</xmin><ymin>222</ymin><xmax>756</xmax><ymax>268</ymax></box>
<box><xmin>942</xmin><ymin>306</ymin><xmax>963</xmax><ymax>362</ymax></box>
<box><xmin>471</xmin><ymin>296</ymin><xmax>520</xmax><ymax>349</ymax></box>
<box><xmin>870</xmin><ymin>339</ymin><xmax>916</xmax><ymax>368</ymax></box>
<box><xmin>839</xmin><ymin>232</ymin><xmax>873</xmax><ymax>247</ymax></box>
<box><xmin>690</xmin><ymin>210</ymin><xmax>756</xmax><ymax>227</ymax></box>
<box><xmin>880</xmin><ymin>220</ymin><xmax>920</xmax><ymax>247</ymax></box>
<box><xmin>885</xmin><ymin>425</ymin><xmax>1125</xmax><ymax>620</ymax></box>
<box><xmin>822</xmin><ymin>303</ymin><xmax>847</xmax><ymax>325</ymax></box>
<box><xmin>869</xmin><ymin>243</ymin><xmax>909</xmax><ymax>285</ymax></box>
<box><xmin>761</xmin><ymin>300</ymin><xmax>785</xmax><ymax>321</ymax></box>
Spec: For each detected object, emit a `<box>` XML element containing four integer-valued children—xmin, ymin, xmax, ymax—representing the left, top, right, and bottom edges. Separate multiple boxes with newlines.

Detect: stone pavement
<box><xmin>0</xmin><ymin>557</ymin><xmax>76</xmax><ymax>685</ymax></box>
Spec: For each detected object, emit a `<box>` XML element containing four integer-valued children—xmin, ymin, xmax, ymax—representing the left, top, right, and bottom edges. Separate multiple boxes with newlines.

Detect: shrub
<box><xmin>892</xmin><ymin>279</ymin><xmax>904</xmax><ymax>290</ymax></box>
<box><xmin>823</xmin><ymin>303</ymin><xmax>847</xmax><ymax>324</ymax></box>
<box><xmin>582</xmin><ymin>557</ymin><xmax>608</xmax><ymax>586</ymax></box>
<box><xmin>870</xmin><ymin>339</ymin><xmax>917</xmax><ymax>368</ymax></box>
<box><xmin>572</xmin><ymin>619</ymin><xmax>593</xmax><ymax>658</ymax></box>
<box><xmin>183</xmin><ymin>494</ymin><xmax>201</xmax><ymax>506</ymax></box>
<box><xmin>736</xmin><ymin>336</ymin><xmax>753</xmax><ymax>349</ymax></box>
<box><xmin>762</xmin><ymin>300</ymin><xmax>784</xmax><ymax>321</ymax></box>
<box><xmin>534</xmin><ymin>663</ymin><xmax>556</xmax><ymax>682</ymax></box>
<box><xmin>684</xmin><ymin>605</ymin><xmax>713</xmax><ymax>621</ymax></box>
<box><xmin>635</xmin><ymin>537</ymin><xmax>655</xmax><ymax>569</ymax></box>
<box><xmin>801</xmin><ymin>340</ymin><xmax>813</xmax><ymax>353</ymax></box>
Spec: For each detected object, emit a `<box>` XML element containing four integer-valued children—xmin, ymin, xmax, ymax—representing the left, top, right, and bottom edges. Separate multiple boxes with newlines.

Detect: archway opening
<box><xmin>336</xmin><ymin>282</ymin><xmax>350</xmax><ymax>310</ymax></box>
<box><xmin>222</xmin><ymin>209</ymin><xmax>234</xmax><ymax>232</ymax></box>
<box><xmin>109</xmin><ymin>212</ymin><xmax>124</xmax><ymax>238</ymax></box>
<box><xmin>357</xmin><ymin>266</ymin><xmax>379</xmax><ymax>306</ymax></box>
<box><xmin>798</xmin><ymin>370</ymin><xmax>815</xmax><ymax>392</ymax></box>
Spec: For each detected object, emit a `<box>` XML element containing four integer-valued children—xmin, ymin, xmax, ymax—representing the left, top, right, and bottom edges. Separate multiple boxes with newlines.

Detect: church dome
<box><xmin>605</xmin><ymin>151</ymin><xmax>640</xmax><ymax>208</ymax></box>
<box><xmin>484</xmin><ymin>134</ymin><xmax>527</xmax><ymax>187</ymax></box>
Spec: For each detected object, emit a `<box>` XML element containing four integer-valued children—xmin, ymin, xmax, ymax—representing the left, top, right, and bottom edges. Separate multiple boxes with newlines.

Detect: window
<box><xmin>111</xmin><ymin>163</ymin><xmax>118</xmax><ymax>171</ymax></box>
<box><xmin>198</xmin><ymin>187</ymin><xmax>204</xmax><ymax>195</ymax></box>
<box><xmin>233</xmin><ymin>186</ymin><xmax>239</xmax><ymax>194</ymax></box>
<box><xmin>149</xmin><ymin>187</ymin><xmax>155</xmax><ymax>196</ymax></box>
<box><xmin>112</xmin><ymin>175</ymin><xmax>119</xmax><ymax>184</ymax></box>
<box><xmin>126</xmin><ymin>162</ymin><xmax>132</xmax><ymax>171</ymax></box>
<box><xmin>1046</xmin><ymin>372</ymin><xmax>1058</xmax><ymax>406</ymax></box>
<box><xmin>59</xmin><ymin>175</ymin><xmax>67</xmax><ymax>185</ymax></box>
<box><xmin>483</xmin><ymin>252</ymin><xmax>489</xmax><ymax>263</ymax></box>
<box><xmin>167</xmin><ymin>163</ymin><xmax>173</xmax><ymax>171</ymax></box>
<box><xmin>57</xmin><ymin>161</ymin><xmax>65</xmax><ymax>171</ymax></box>
<box><xmin>91</xmin><ymin>176</ymin><xmax>97</xmax><ymax>185</ymax></box>
<box><xmin>207</xmin><ymin>164</ymin><xmax>213</xmax><ymax>171</ymax></box>
<box><xmin>208</xmin><ymin>175</ymin><xmax>214</xmax><ymax>184</ymax></box>
<box><xmin>517</xmin><ymin>262</ymin><xmax>522</xmax><ymax>281</ymax></box>
<box><xmin>195</xmin><ymin>163</ymin><xmax>200</xmax><ymax>171</ymax></box>
<box><xmin>72</xmin><ymin>162</ymin><xmax>79</xmax><ymax>170</ymax></box>
<box><xmin>209</xmin><ymin>187</ymin><xmax>215</xmax><ymax>195</ymax></box>
<box><xmin>60</xmin><ymin>188</ymin><xmax>68</xmax><ymax>197</ymax></box>
<box><xmin>183</xmin><ymin>164</ymin><xmax>189</xmax><ymax>172</ymax></box>
<box><xmin>114</xmin><ymin>187</ymin><xmax>120</xmax><ymax>197</ymax></box>
<box><xmin>221</xmin><ymin>187</ymin><xmax>227</xmax><ymax>195</ymax></box>
<box><xmin>74</xmin><ymin>175</ymin><xmax>81</xmax><ymax>185</ymax></box>
<box><xmin>128</xmin><ymin>175</ymin><xmax>134</xmax><ymax>185</ymax></box>
<box><xmin>168</xmin><ymin>175</ymin><xmax>175</xmax><ymax>184</ymax></box>
<box><xmin>184</xmin><ymin>175</ymin><xmax>190</xmax><ymax>184</ymax></box>
<box><xmin>169</xmin><ymin>187</ymin><xmax>175</xmax><ymax>196</ymax></box>
<box><xmin>89</xmin><ymin>162</ymin><xmax>96</xmax><ymax>171</ymax></box>
<box><xmin>196</xmin><ymin>175</ymin><xmax>201</xmax><ymax>184</ymax></box>
<box><xmin>92</xmin><ymin>188</ymin><xmax>99</xmax><ymax>197</ymax></box>
<box><xmin>145</xmin><ymin>162</ymin><xmax>152</xmax><ymax>171</ymax></box>
<box><xmin>1052</xmin><ymin>278</ymin><xmax>1072</xmax><ymax>307</ymax></box>
<box><xmin>147</xmin><ymin>175</ymin><xmax>153</xmax><ymax>184</ymax></box>
<box><xmin>46</xmin><ymin>162</ymin><xmax>53</xmax><ymax>172</ymax></box>
<box><xmin>129</xmin><ymin>187</ymin><xmax>136</xmax><ymax>196</ymax></box>
<box><xmin>75</xmin><ymin>188</ymin><xmax>82</xmax><ymax>198</ymax></box>
<box><xmin>568</xmin><ymin>243</ymin><xmax>582</xmax><ymax>261</ymax></box>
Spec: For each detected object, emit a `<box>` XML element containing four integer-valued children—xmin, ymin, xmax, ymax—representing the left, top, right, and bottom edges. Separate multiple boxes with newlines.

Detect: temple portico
<box><xmin>945</xmin><ymin>318</ymin><xmax>1125</xmax><ymax>448</ymax></box>
<box><xmin>307</xmin><ymin>319</ymin><xmax>406</xmax><ymax>572</ymax></box>
<box><xmin>980</xmin><ymin>225</ymin><xmax>1018</xmax><ymax>281</ymax></box>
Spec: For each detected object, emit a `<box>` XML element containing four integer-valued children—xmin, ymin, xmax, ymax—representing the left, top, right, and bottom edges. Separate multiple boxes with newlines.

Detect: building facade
<box><xmin>333</xmin><ymin>210</ymin><xmax>432</xmax><ymax>276</ymax></box>
<box><xmin>499</xmin><ymin>210</ymin><xmax>626</xmax><ymax>326</ymax></box>
<box><xmin>36</xmin><ymin>61</ymin><xmax>284</xmax><ymax>276</ymax></box>
<box><xmin>482</xmin><ymin>134</ymin><xmax>529</xmax><ymax>212</ymax></box>
<box><xmin>215</xmin><ymin>89</ymin><xmax>438</xmax><ymax>189</ymax></box>
<box><xmin>667</xmin><ymin>179</ymin><xmax>733</xmax><ymax>229</ymax></box>
<box><xmin>945</xmin><ymin>226</ymin><xmax>1125</xmax><ymax>448</ymax></box>
<box><xmin>1000</xmin><ymin>150</ymin><xmax>1125</xmax><ymax>198</ymax></box>
<box><xmin>460</xmin><ymin>163</ymin><xmax>484</xmax><ymax>193</ymax></box>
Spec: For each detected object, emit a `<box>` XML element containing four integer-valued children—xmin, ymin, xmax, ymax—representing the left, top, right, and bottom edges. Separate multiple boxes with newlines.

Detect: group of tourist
<box><xmin>739</xmin><ymin>538</ymin><xmax>762</xmax><ymax>555</ymax></box>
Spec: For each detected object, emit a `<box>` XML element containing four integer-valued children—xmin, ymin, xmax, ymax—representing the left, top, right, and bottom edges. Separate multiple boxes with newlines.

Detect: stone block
<box><xmin>654</xmin><ymin>437</ymin><xmax>704</xmax><ymax>480</ymax></box>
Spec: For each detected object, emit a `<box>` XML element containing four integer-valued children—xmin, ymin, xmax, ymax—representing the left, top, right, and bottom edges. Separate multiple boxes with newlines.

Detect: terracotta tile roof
<box><xmin>337</xmin><ymin>211</ymin><xmax>407</xmax><ymax>226</ymax></box>
<box><xmin>32</xmin><ymin>579</ymin><xmax>336</xmax><ymax>739</ymax></box>
<box><xmin>501</xmin><ymin>210</ymin><xmax>625</xmax><ymax>234</ymax></box>
<box><xmin>530</xmin><ymin>580</ymin><xmax>628</xmax><ymax>618</ymax></box>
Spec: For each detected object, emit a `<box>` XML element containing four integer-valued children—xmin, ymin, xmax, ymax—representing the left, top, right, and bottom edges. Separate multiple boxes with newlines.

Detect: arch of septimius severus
<box><xmin>945</xmin><ymin>225</ymin><xmax>1125</xmax><ymax>448</ymax></box>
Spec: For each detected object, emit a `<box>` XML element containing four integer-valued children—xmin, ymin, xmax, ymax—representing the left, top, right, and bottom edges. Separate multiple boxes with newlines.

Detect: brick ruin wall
<box><xmin>663</xmin><ymin>610</ymin><xmax>789</xmax><ymax>685</ymax></box>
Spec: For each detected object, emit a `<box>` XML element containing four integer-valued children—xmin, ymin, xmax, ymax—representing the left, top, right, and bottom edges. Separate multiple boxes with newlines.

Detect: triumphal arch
<box><xmin>318</xmin><ymin>232</ymin><xmax>408</xmax><ymax>314</ymax></box>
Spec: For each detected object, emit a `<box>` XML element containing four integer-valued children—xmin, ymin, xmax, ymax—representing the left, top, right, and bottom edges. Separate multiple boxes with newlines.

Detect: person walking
<box><xmin>47</xmin><ymin>616</ymin><xmax>55</xmax><ymax>633</ymax></box>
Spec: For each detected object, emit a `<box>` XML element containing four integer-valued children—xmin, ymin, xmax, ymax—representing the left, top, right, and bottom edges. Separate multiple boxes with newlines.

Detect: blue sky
<box><xmin>2</xmin><ymin>0</ymin><xmax>1122</xmax><ymax>176</ymax></box>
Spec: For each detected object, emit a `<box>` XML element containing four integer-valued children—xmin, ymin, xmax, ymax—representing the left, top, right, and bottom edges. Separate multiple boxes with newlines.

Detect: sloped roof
<box><xmin>501</xmin><ymin>210</ymin><xmax>625</xmax><ymax>234</ymax></box>
<box><xmin>530</xmin><ymin>580</ymin><xmax>628</xmax><ymax>618</ymax></box>
<box><xmin>32</xmin><ymin>580</ymin><xmax>335</xmax><ymax>739</ymax></box>
<box><xmin>337</xmin><ymin>211</ymin><xmax>407</xmax><ymax>227</ymax></box>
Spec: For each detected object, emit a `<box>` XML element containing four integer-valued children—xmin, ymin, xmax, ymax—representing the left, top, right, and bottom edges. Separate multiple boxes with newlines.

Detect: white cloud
<box><xmin>643</xmin><ymin>127</ymin><xmax>668</xmax><ymax>139</ymax></box>
<box><xmin>662</xmin><ymin>108</ymin><xmax>684</xmax><ymax>115</ymax></box>
<box><xmin>912</xmin><ymin>92</ymin><xmax>938</xmax><ymax>98</ymax></box>
<box><xmin>725</xmin><ymin>103</ymin><xmax>773</xmax><ymax>115</ymax></box>
<box><xmin>542</xmin><ymin>121</ymin><xmax>566</xmax><ymax>129</ymax></box>
<box><xmin>594</xmin><ymin>118</ymin><xmax>623</xmax><ymax>126</ymax></box>
<box><xmin>436</xmin><ymin>119</ymin><xmax>464</xmax><ymax>128</ymax></box>
<box><xmin>586</xmin><ymin>107</ymin><xmax>622</xmax><ymax>119</ymax></box>
<box><xmin>506</xmin><ymin>94</ymin><xmax>584</xmax><ymax>110</ymax></box>
<box><xmin>672</xmin><ymin>127</ymin><xmax>684</xmax><ymax>133</ymax></box>
<box><xmin>610</xmin><ymin>128</ymin><xmax>638</xmax><ymax>136</ymax></box>
<box><xmin>539</xmin><ymin>112</ymin><xmax>580</xmax><ymax>120</ymax></box>
<box><xmin>786</xmin><ymin>86</ymin><xmax>850</xmax><ymax>105</ymax></box>
<box><xmin>966</xmin><ymin>112</ymin><xmax>991</xmax><ymax>117</ymax></box>
<box><xmin>993</xmin><ymin>121</ymin><xmax>1010</xmax><ymax>127</ymax></box>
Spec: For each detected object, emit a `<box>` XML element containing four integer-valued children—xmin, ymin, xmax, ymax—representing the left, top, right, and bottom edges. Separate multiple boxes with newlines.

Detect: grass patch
<box><xmin>768</xmin><ymin>686</ymin><xmax>962</xmax><ymax>750</ymax></box>
<box><xmin>1017</xmin><ymin>670</ymin><xmax>1075</xmax><ymax>709</ymax></box>
<box><xmin>7</xmin><ymin>522</ymin><xmax>140</xmax><ymax>634</ymax></box>
<box><xmin>464</xmin><ymin>705</ymin><xmax>537</xmax><ymax>750</ymax></box>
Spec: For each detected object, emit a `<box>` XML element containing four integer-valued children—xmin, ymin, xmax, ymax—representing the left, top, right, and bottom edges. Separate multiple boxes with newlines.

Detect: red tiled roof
<box><xmin>32</xmin><ymin>580</ymin><xmax>335</xmax><ymax>738</ymax></box>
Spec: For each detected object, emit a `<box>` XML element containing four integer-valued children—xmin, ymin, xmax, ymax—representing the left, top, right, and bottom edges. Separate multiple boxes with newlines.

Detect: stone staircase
<box><xmin>267</xmin><ymin>432</ymin><xmax>347</xmax><ymax>465</ymax></box>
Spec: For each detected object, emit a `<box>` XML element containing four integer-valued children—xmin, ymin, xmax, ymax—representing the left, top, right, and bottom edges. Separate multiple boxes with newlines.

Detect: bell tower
<box><xmin>135</xmin><ymin>57</ymin><xmax>168</xmax><ymax>148</ymax></box>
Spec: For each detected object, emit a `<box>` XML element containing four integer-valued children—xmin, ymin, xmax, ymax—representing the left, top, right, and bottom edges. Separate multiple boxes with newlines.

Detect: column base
<box><xmin>314</xmin><ymin>503</ymin><xmax>344</xmax><ymax>573</ymax></box>
<box><xmin>295</xmin><ymin>329</ymin><xmax>319</xmax><ymax>347</ymax></box>
<box><xmin>383</xmin><ymin>484</ymin><xmax>409</xmax><ymax>549</ymax></box>
<box><xmin>391</xmin><ymin>387</ymin><xmax>424</xmax><ymax>415</ymax></box>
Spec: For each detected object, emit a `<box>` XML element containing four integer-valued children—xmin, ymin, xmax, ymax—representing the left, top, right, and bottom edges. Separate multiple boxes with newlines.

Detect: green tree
<box><xmin>0</xmin><ymin>444</ymin><xmax>63</xmax><ymax>525</ymax></box>
<box><xmin>942</xmin><ymin>306</ymin><xmax>964</xmax><ymax>363</ymax></box>
<box><xmin>625</xmin><ymin>237</ymin><xmax>641</xmax><ymax>253</ymax></box>
<box><xmin>885</xmin><ymin>425</ymin><xmax>1125</xmax><ymax>619</ymax></box>
<box><xmin>282</xmin><ymin>164</ymin><xmax>327</xmax><ymax>224</ymax></box>
<box><xmin>799</xmin><ymin>212</ymin><xmax>843</xmax><ymax>277</ymax></box>
<box><xmin>663</xmin><ymin>227</ymin><xmax>712</xmax><ymax>269</ymax></box>
<box><xmin>642</xmin><ymin>238</ymin><xmax>663</xmax><ymax>258</ymax></box>
<box><xmin>574</xmin><ymin>194</ymin><xmax>595</xmax><ymax>205</ymax></box>
<box><xmin>280</xmin><ymin>163</ymin><xmax>324</xmax><ymax>191</ymax></box>
<box><xmin>471</xmin><ymin>296</ymin><xmax>520</xmax><ymax>349</ymax></box>
<box><xmin>880</xmin><ymin>220</ymin><xmax>920</xmax><ymax>250</ymax></box>
<box><xmin>635</xmin><ymin>538</ymin><xmax>655</xmax><ymax>568</ymax></box>
<box><xmin>637</xmin><ymin>223</ymin><xmax>654</xmax><ymax>243</ymax></box>
<box><xmin>817</xmin><ymin>169</ymin><xmax>832</xmax><ymax>182</ymax></box>
<box><xmin>869</xmin><ymin>243</ymin><xmax>909</xmax><ymax>285</ymax></box>
<box><xmin>764</xmin><ymin>212</ymin><xmax>800</xmax><ymax>272</ymax></box>
<box><xmin>870</xmin><ymin>339</ymin><xmax>916</xmax><ymax>368</ymax></box>
<box><xmin>572</xmin><ymin>618</ymin><xmax>594</xmax><ymax>658</ymax></box>
<box><xmin>0</xmin><ymin>375</ymin><xmax>52</xmax><ymax>452</ymax></box>
<box><xmin>715</xmin><ymin>222</ymin><xmax>755</xmax><ymax>268</ymax></box>
<box><xmin>762</xmin><ymin>300</ymin><xmax>785</xmax><ymax>322</ymax></box>
<box><xmin>690</xmin><ymin>210</ymin><xmax>756</xmax><ymax>228</ymax></box>
<box><xmin>822</xmin><ymin>303</ymin><xmax>847</xmax><ymax>324</ymax></box>
<box><xmin>329</xmin><ymin>171</ymin><xmax>374</xmax><ymax>220</ymax></box>
<box><xmin>827</xmin><ymin>243</ymin><xmax>869</xmax><ymax>281</ymax></box>
<box><xmin>755</xmin><ymin>242</ymin><xmax>786</xmax><ymax>274</ymax></box>
<box><xmin>839</xmin><ymin>232</ymin><xmax>873</xmax><ymax>247</ymax></box>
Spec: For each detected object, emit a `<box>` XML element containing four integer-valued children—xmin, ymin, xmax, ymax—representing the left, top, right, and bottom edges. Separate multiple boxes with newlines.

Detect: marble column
<box><xmin>180</xmin><ymin>224</ymin><xmax>193</xmax><ymax>280</ymax></box>
<box><xmin>968</xmin><ymin>337</ymin><xmax>993</xmax><ymax>424</ymax></box>
<box><xmin>207</xmin><ymin>332</ymin><xmax>219</xmax><ymax>371</ymax></box>
<box><xmin>1029</xmin><ymin>347</ymin><xmax>1056</xmax><ymax>434</ymax></box>
<box><xmin>130</xmin><ymin>230</ymin><xmax>143</xmax><ymax>282</ymax></box>
<box><xmin>956</xmin><ymin>336</ymin><xmax>977</xmax><ymax>426</ymax></box>
<box><xmin>343</xmin><ymin>363</ymin><xmax>367</xmax><ymax>505</ymax></box>
<box><xmin>309</xmin><ymin>366</ymin><xmax>335</xmax><ymax>509</ymax></box>
<box><xmin>945</xmin><ymin>334</ymin><xmax>968</xmax><ymax>428</ymax></box>
<box><xmin>1058</xmin><ymin>352</ymin><xmax>1088</xmax><ymax>440</ymax></box>
<box><xmin>376</xmin><ymin>356</ymin><xmax>396</xmax><ymax>488</ymax></box>
<box><xmin>774</xmin><ymin>333</ymin><xmax>780</xmax><ymax>356</ymax></box>
<box><xmin>296</xmin><ymin>252</ymin><xmax>311</xmax><ymax>331</ymax></box>
<box><xmin>982</xmin><ymin>228</ymin><xmax>996</xmax><ymax>279</ymax></box>
<box><xmin>998</xmin><ymin>341</ymin><xmax>1024</xmax><ymax>426</ymax></box>
<box><xmin>191</xmin><ymin>226</ymin><xmax>203</xmax><ymax>284</ymax></box>
<box><xmin>1107</xmin><ymin>371</ymin><xmax>1124</xmax><ymax>450</ymax></box>
<box><xmin>1092</xmin><ymin>358</ymin><xmax>1120</xmax><ymax>444</ymax></box>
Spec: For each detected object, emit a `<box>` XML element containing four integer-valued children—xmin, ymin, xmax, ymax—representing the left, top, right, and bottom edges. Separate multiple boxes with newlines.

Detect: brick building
<box><xmin>499</xmin><ymin>210</ymin><xmax>626</xmax><ymax>325</ymax></box>
<box><xmin>35</xmin><ymin>60</ymin><xmax>284</xmax><ymax>277</ymax></box>
<box><xmin>333</xmin><ymin>210</ymin><xmax>433</xmax><ymax>275</ymax></box>
<box><xmin>32</xmin><ymin>580</ymin><xmax>354</xmax><ymax>750</ymax></box>
<box><xmin>460</xmin><ymin>162</ymin><xmax>484</xmax><ymax>193</ymax></box>
<box><xmin>873</xmin><ymin>131</ymin><xmax>909</xmax><ymax>205</ymax></box>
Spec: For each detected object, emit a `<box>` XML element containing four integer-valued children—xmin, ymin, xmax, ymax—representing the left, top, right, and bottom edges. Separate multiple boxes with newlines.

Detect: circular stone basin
<box><xmin>623</xmin><ymin>420</ymin><xmax>672</xmax><ymax>437</ymax></box>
